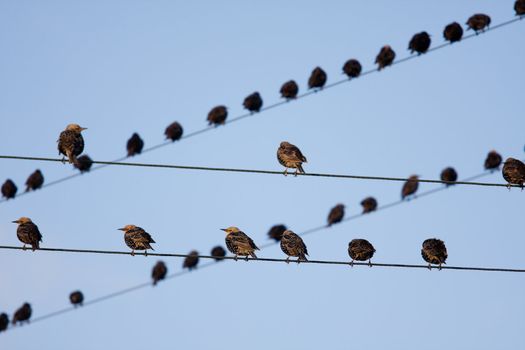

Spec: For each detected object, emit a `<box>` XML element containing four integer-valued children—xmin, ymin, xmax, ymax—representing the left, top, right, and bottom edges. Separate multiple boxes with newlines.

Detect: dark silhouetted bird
<box><xmin>277</xmin><ymin>141</ymin><xmax>307</xmax><ymax>176</ymax></box>
<box><xmin>207</xmin><ymin>105</ymin><xmax>228</xmax><ymax>126</ymax></box>
<box><xmin>348</xmin><ymin>239</ymin><xmax>376</xmax><ymax>267</ymax></box>
<box><xmin>280</xmin><ymin>80</ymin><xmax>299</xmax><ymax>100</ymax></box>
<box><xmin>401</xmin><ymin>175</ymin><xmax>419</xmax><ymax>200</ymax></box>
<box><xmin>57</xmin><ymin>124</ymin><xmax>87</xmax><ymax>164</ymax></box>
<box><xmin>466</xmin><ymin>14</ymin><xmax>491</xmax><ymax>33</ymax></box>
<box><xmin>183</xmin><ymin>250</ymin><xmax>200</xmax><ymax>270</ymax></box>
<box><xmin>221</xmin><ymin>226</ymin><xmax>259</xmax><ymax>260</ymax></box>
<box><xmin>308</xmin><ymin>67</ymin><xmax>327</xmax><ymax>90</ymax></box>
<box><xmin>360</xmin><ymin>197</ymin><xmax>378</xmax><ymax>214</ymax></box>
<box><xmin>1</xmin><ymin>179</ymin><xmax>17</xmax><ymax>200</ymax></box>
<box><xmin>516</xmin><ymin>0</ymin><xmax>525</xmax><ymax>16</ymax></box>
<box><xmin>69</xmin><ymin>291</ymin><xmax>84</xmax><ymax>307</ymax></box>
<box><xmin>408</xmin><ymin>32</ymin><xmax>431</xmax><ymax>54</ymax></box>
<box><xmin>484</xmin><ymin>150</ymin><xmax>502</xmax><ymax>171</ymax></box>
<box><xmin>164</xmin><ymin>121</ymin><xmax>184</xmax><ymax>142</ymax></box>
<box><xmin>126</xmin><ymin>133</ymin><xmax>144</xmax><ymax>156</ymax></box>
<box><xmin>243</xmin><ymin>92</ymin><xmax>263</xmax><ymax>113</ymax></box>
<box><xmin>280</xmin><ymin>230</ymin><xmax>308</xmax><ymax>263</ymax></box>
<box><xmin>25</xmin><ymin>169</ymin><xmax>44</xmax><ymax>192</ymax></box>
<box><xmin>151</xmin><ymin>261</ymin><xmax>167</xmax><ymax>286</ymax></box>
<box><xmin>0</xmin><ymin>313</ymin><xmax>8</xmax><ymax>332</ymax></box>
<box><xmin>211</xmin><ymin>245</ymin><xmax>227</xmax><ymax>261</ymax></box>
<box><xmin>74</xmin><ymin>155</ymin><xmax>93</xmax><ymax>173</ymax></box>
<box><xmin>12</xmin><ymin>217</ymin><xmax>42</xmax><ymax>251</ymax></box>
<box><xmin>421</xmin><ymin>238</ymin><xmax>448</xmax><ymax>270</ymax></box>
<box><xmin>267</xmin><ymin>224</ymin><xmax>287</xmax><ymax>242</ymax></box>
<box><xmin>12</xmin><ymin>303</ymin><xmax>31</xmax><ymax>326</ymax></box>
<box><xmin>502</xmin><ymin>158</ymin><xmax>525</xmax><ymax>188</ymax></box>
<box><xmin>327</xmin><ymin>204</ymin><xmax>345</xmax><ymax>226</ymax></box>
<box><xmin>443</xmin><ymin>22</ymin><xmax>464</xmax><ymax>43</ymax></box>
<box><xmin>118</xmin><ymin>225</ymin><xmax>156</xmax><ymax>256</ymax></box>
<box><xmin>440</xmin><ymin>167</ymin><xmax>458</xmax><ymax>186</ymax></box>
<box><xmin>375</xmin><ymin>45</ymin><xmax>396</xmax><ymax>70</ymax></box>
<box><xmin>342</xmin><ymin>59</ymin><xmax>362</xmax><ymax>78</ymax></box>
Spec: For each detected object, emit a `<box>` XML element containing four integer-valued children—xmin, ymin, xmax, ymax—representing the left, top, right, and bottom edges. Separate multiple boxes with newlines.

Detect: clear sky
<box><xmin>1</xmin><ymin>1</ymin><xmax>524</xmax><ymax>349</ymax></box>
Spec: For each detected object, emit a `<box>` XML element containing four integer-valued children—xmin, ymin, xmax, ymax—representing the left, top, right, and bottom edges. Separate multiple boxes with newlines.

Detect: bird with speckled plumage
<box><xmin>207</xmin><ymin>105</ymin><xmax>228</xmax><ymax>126</ymax></box>
<box><xmin>360</xmin><ymin>197</ymin><xmax>378</xmax><ymax>214</ymax></box>
<box><xmin>118</xmin><ymin>225</ymin><xmax>156</xmax><ymax>256</ymax></box>
<box><xmin>1</xmin><ymin>179</ymin><xmax>17</xmax><ymax>200</ymax></box>
<box><xmin>221</xmin><ymin>227</ymin><xmax>259</xmax><ymax>260</ymax></box>
<box><xmin>57</xmin><ymin>124</ymin><xmax>86</xmax><ymax>164</ymax></box>
<box><xmin>277</xmin><ymin>141</ymin><xmax>307</xmax><ymax>176</ymax></box>
<box><xmin>443</xmin><ymin>22</ymin><xmax>463</xmax><ymax>43</ymax></box>
<box><xmin>280</xmin><ymin>230</ymin><xmax>308</xmax><ymax>263</ymax></box>
<box><xmin>401</xmin><ymin>175</ymin><xmax>419</xmax><ymax>200</ymax></box>
<box><xmin>327</xmin><ymin>204</ymin><xmax>345</xmax><ymax>226</ymax></box>
<box><xmin>25</xmin><ymin>169</ymin><xmax>44</xmax><ymax>192</ymax></box>
<box><xmin>12</xmin><ymin>303</ymin><xmax>31</xmax><ymax>326</ymax></box>
<box><xmin>502</xmin><ymin>158</ymin><xmax>525</xmax><ymax>189</ymax></box>
<box><xmin>165</xmin><ymin>121</ymin><xmax>184</xmax><ymax>142</ymax></box>
<box><xmin>466</xmin><ymin>14</ymin><xmax>491</xmax><ymax>34</ymax></box>
<box><xmin>421</xmin><ymin>238</ymin><xmax>447</xmax><ymax>270</ymax></box>
<box><xmin>375</xmin><ymin>45</ymin><xmax>396</xmax><ymax>70</ymax></box>
<box><xmin>70</xmin><ymin>291</ymin><xmax>84</xmax><ymax>307</ymax></box>
<box><xmin>280</xmin><ymin>80</ymin><xmax>299</xmax><ymax>100</ymax></box>
<box><xmin>348</xmin><ymin>239</ymin><xmax>376</xmax><ymax>267</ymax></box>
<box><xmin>12</xmin><ymin>217</ymin><xmax>42</xmax><ymax>251</ymax></box>
<box><xmin>151</xmin><ymin>261</ymin><xmax>167</xmax><ymax>285</ymax></box>
<box><xmin>308</xmin><ymin>67</ymin><xmax>327</xmax><ymax>90</ymax></box>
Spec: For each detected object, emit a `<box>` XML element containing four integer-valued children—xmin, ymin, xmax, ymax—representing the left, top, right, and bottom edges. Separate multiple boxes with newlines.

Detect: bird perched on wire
<box><xmin>277</xmin><ymin>141</ymin><xmax>307</xmax><ymax>176</ymax></box>
<box><xmin>57</xmin><ymin>124</ymin><xmax>87</xmax><ymax>164</ymax></box>
<box><xmin>207</xmin><ymin>105</ymin><xmax>228</xmax><ymax>126</ymax></box>
<box><xmin>0</xmin><ymin>313</ymin><xmax>8</xmax><ymax>332</ymax></box>
<box><xmin>69</xmin><ymin>291</ymin><xmax>84</xmax><ymax>307</ymax></box>
<box><xmin>466</xmin><ymin>14</ymin><xmax>491</xmax><ymax>34</ymax></box>
<box><xmin>211</xmin><ymin>245</ymin><xmax>226</xmax><ymax>261</ymax></box>
<box><xmin>243</xmin><ymin>92</ymin><xmax>263</xmax><ymax>113</ymax></box>
<box><xmin>327</xmin><ymin>204</ymin><xmax>345</xmax><ymax>226</ymax></box>
<box><xmin>183</xmin><ymin>250</ymin><xmax>200</xmax><ymax>271</ymax></box>
<box><xmin>280</xmin><ymin>229</ymin><xmax>308</xmax><ymax>263</ymax></box>
<box><xmin>408</xmin><ymin>32</ymin><xmax>431</xmax><ymax>54</ymax></box>
<box><xmin>375</xmin><ymin>45</ymin><xmax>396</xmax><ymax>70</ymax></box>
<box><xmin>443</xmin><ymin>22</ymin><xmax>463</xmax><ymax>43</ymax></box>
<box><xmin>360</xmin><ymin>197</ymin><xmax>378</xmax><ymax>214</ymax></box>
<box><xmin>151</xmin><ymin>261</ymin><xmax>168</xmax><ymax>285</ymax></box>
<box><xmin>484</xmin><ymin>150</ymin><xmax>502</xmax><ymax>171</ymax></box>
<box><xmin>25</xmin><ymin>169</ymin><xmax>44</xmax><ymax>192</ymax></box>
<box><xmin>126</xmin><ymin>133</ymin><xmax>144</xmax><ymax>157</ymax></box>
<box><xmin>280</xmin><ymin>80</ymin><xmax>299</xmax><ymax>100</ymax></box>
<box><xmin>308</xmin><ymin>67</ymin><xmax>327</xmax><ymax>90</ymax></box>
<box><xmin>267</xmin><ymin>224</ymin><xmax>287</xmax><ymax>242</ymax></box>
<box><xmin>401</xmin><ymin>175</ymin><xmax>419</xmax><ymax>200</ymax></box>
<box><xmin>118</xmin><ymin>225</ymin><xmax>156</xmax><ymax>256</ymax></box>
<box><xmin>74</xmin><ymin>155</ymin><xmax>93</xmax><ymax>173</ymax></box>
<box><xmin>440</xmin><ymin>167</ymin><xmax>458</xmax><ymax>186</ymax></box>
<box><xmin>164</xmin><ymin>121</ymin><xmax>184</xmax><ymax>142</ymax></box>
<box><xmin>11</xmin><ymin>303</ymin><xmax>31</xmax><ymax>326</ymax></box>
<box><xmin>221</xmin><ymin>226</ymin><xmax>259</xmax><ymax>260</ymax></box>
<box><xmin>516</xmin><ymin>0</ymin><xmax>525</xmax><ymax>16</ymax></box>
<box><xmin>502</xmin><ymin>158</ymin><xmax>525</xmax><ymax>189</ymax></box>
<box><xmin>348</xmin><ymin>239</ymin><xmax>376</xmax><ymax>267</ymax></box>
<box><xmin>342</xmin><ymin>59</ymin><xmax>362</xmax><ymax>79</ymax></box>
<box><xmin>1</xmin><ymin>179</ymin><xmax>17</xmax><ymax>200</ymax></box>
<box><xmin>421</xmin><ymin>238</ymin><xmax>447</xmax><ymax>270</ymax></box>
<box><xmin>12</xmin><ymin>217</ymin><xmax>42</xmax><ymax>251</ymax></box>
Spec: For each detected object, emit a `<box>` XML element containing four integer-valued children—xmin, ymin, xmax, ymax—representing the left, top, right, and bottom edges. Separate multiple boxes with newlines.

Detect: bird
<box><xmin>57</xmin><ymin>124</ymin><xmax>87</xmax><ymax>164</ymax></box>
<box><xmin>164</xmin><ymin>121</ymin><xmax>184</xmax><ymax>142</ymax></box>
<box><xmin>277</xmin><ymin>141</ymin><xmax>307</xmax><ymax>176</ymax></box>
<box><xmin>210</xmin><ymin>245</ymin><xmax>227</xmax><ymax>261</ymax></box>
<box><xmin>11</xmin><ymin>303</ymin><xmax>31</xmax><ymax>326</ymax></box>
<box><xmin>348</xmin><ymin>239</ymin><xmax>376</xmax><ymax>267</ymax></box>
<box><xmin>516</xmin><ymin>0</ymin><xmax>525</xmax><ymax>16</ymax></box>
<box><xmin>443</xmin><ymin>22</ymin><xmax>463</xmax><ymax>43</ymax></box>
<box><xmin>183</xmin><ymin>250</ymin><xmax>200</xmax><ymax>270</ymax></box>
<box><xmin>126</xmin><ymin>133</ymin><xmax>144</xmax><ymax>156</ymax></box>
<box><xmin>342</xmin><ymin>59</ymin><xmax>362</xmax><ymax>78</ymax></box>
<box><xmin>207</xmin><ymin>105</ymin><xmax>228</xmax><ymax>126</ymax></box>
<box><xmin>401</xmin><ymin>175</ymin><xmax>419</xmax><ymax>200</ymax></box>
<box><xmin>466</xmin><ymin>14</ymin><xmax>491</xmax><ymax>34</ymax></box>
<box><xmin>243</xmin><ymin>92</ymin><xmax>263</xmax><ymax>113</ymax></box>
<box><xmin>280</xmin><ymin>80</ymin><xmax>299</xmax><ymax>100</ymax></box>
<box><xmin>440</xmin><ymin>167</ymin><xmax>458</xmax><ymax>186</ymax></box>
<box><xmin>267</xmin><ymin>224</ymin><xmax>287</xmax><ymax>242</ymax></box>
<box><xmin>421</xmin><ymin>238</ymin><xmax>448</xmax><ymax>270</ymax></box>
<box><xmin>12</xmin><ymin>217</ymin><xmax>42</xmax><ymax>251</ymax></box>
<box><xmin>408</xmin><ymin>31</ymin><xmax>431</xmax><ymax>54</ymax></box>
<box><xmin>151</xmin><ymin>261</ymin><xmax>168</xmax><ymax>286</ymax></box>
<box><xmin>1</xmin><ymin>179</ymin><xmax>17</xmax><ymax>200</ymax></box>
<box><xmin>327</xmin><ymin>204</ymin><xmax>345</xmax><ymax>226</ymax></box>
<box><xmin>117</xmin><ymin>225</ymin><xmax>156</xmax><ymax>256</ymax></box>
<box><xmin>360</xmin><ymin>197</ymin><xmax>378</xmax><ymax>214</ymax></box>
<box><xmin>308</xmin><ymin>67</ymin><xmax>327</xmax><ymax>90</ymax></box>
<box><xmin>280</xmin><ymin>229</ymin><xmax>308</xmax><ymax>263</ymax></box>
<box><xmin>0</xmin><ymin>313</ymin><xmax>8</xmax><ymax>332</ymax></box>
<box><xmin>221</xmin><ymin>227</ymin><xmax>259</xmax><ymax>260</ymax></box>
<box><xmin>25</xmin><ymin>169</ymin><xmax>44</xmax><ymax>192</ymax></box>
<box><xmin>484</xmin><ymin>150</ymin><xmax>502</xmax><ymax>171</ymax></box>
<box><xmin>74</xmin><ymin>155</ymin><xmax>93</xmax><ymax>173</ymax></box>
<box><xmin>69</xmin><ymin>291</ymin><xmax>84</xmax><ymax>307</ymax></box>
<box><xmin>502</xmin><ymin>158</ymin><xmax>525</xmax><ymax>189</ymax></box>
<box><xmin>375</xmin><ymin>45</ymin><xmax>396</xmax><ymax>70</ymax></box>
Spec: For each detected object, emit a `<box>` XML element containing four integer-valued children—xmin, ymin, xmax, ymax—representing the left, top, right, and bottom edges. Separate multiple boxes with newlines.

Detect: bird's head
<box><xmin>118</xmin><ymin>224</ymin><xmax>137</xmax><ymax>232</ymax></box>
<box><xmin>12</xmin><ymin>217</ymin><xmax>32</xmax><ymax>224</ymax></box>
<box><xmin>221</xmin><ymin>226</ymin><xmax>240</xmax><ymax>234</ymax></box>
<box><xmin>279</xmin><ymin>141</ymin><xmax>291</xmax><ymax>149</ymax></box>
<box><xmin>336</xmin><ymin>203</ymin><xmax>345</xmax><ymax>209</ymax></box>
<box><xmin>23</xmin><ymin>303</ymin><xmax>31</xmax><ymax>308</ymax></box>
<box><xmin>66</xmin><ymin>124</ymin><xmax>87</xmax><ymax>133</ymax></box>
<box><xmin>282</xmin><ymin>229</ymin><xmax>295</xmax><ymax>237</ymax></box>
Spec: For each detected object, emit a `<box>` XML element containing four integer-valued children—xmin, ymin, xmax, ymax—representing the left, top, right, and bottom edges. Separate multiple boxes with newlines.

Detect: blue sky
<box><xmin>1</xmin><ymin>1</ymin><xmax>524</xmax><ymax>349</ymax></box>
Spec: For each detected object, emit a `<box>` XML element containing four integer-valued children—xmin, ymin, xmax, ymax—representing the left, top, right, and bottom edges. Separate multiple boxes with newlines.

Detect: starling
<box><xmin>466</xmin><ymin>14</ymin><xmax>491</xmax><ymax>34</ymax></box>
<box><xmin>221</xmin><ymin>226</ymin><xmax>259</xmax><ymax>260</ymax></box>
<box><xmin>277</xmin><ymin>141</ymin><xmax>307</xmax><ymax>176</ymax></box>
<box><xmin>12</xmin><ymin>303</ymin><xmax>31</xmax><ymax>326</ymax></box>
<box><xmin>484</xmin><ymin>150</ymin><xmax>503</xmax><ymax>171</ymax></box>
<box><xmin>25</xmin><ymin>169</ymin><xmax>44</xmax><ymax>192</ymax></box>
<box><xmin>440</xmin><ymin>167</ymin><xmax>458</xmax><ymax>186</ymax></box>
<box><xmin>308</xmin><ymin>67</ymin><xmax>327</xmax><ymax>90</ymax></box>
<box><xmin>267</xmin><ymin>224</ymin><xmax>287</xmax><ymax>242</ymax></box>
<box><xmin>280</xmin><ymin>80</ymin><xmax>299</xmax><ymax>100</ymax></box>
<box><xmin>151</xmin><ymin>261</ymin><xmax>168</xmax><ymax>286</ymax></box>
<box><xmin>0</xmin><ymin>313</ymin><xmax>8</xmax><ymax>332</ymax></box>
<box><xmin>183</xmin><ymin>250</ymin><xmax>200</xmax><ymax>270</ymax></box>
<box><xmin>69</xmin><ymin>291</ymin><xmax>84</xmax><ymax>307</ymax></box>
<box><xmin>360</xmin><ymin>197</ymin><xmax>378</xmax><ymax>214</ymax></box>
<box><xmin>516</xmin><ymin>0</ymin><xmax>525</xmax><ymax>16</ymax></box>
<box><xmin>348</xmin><ymin>239</ymin><xmax>376</xmax><ymax>267</ymax></box>
<box><xmin>1</xmin><ymin>179</ymin><xmax>17</xmax><ymax>200</ymax></box>
<box><xmin>421</xmin><ymin>238</ymin><xmax>448</xmax><ymax>270</ymax></box>
<box><xmin>12</xmin><ymin>217</ymin><xmax>42</xmax><ymax>251</ymax></box>
<box><xmin>342</xmin><ymin>59</ymin><xmax>362</xmax><ymax>78</ymax></box>
<box><xmin>443</xmin><ymin>22</ymin><xmax>464</xmax><ymax>43</ymax></box>
<box><xmin>207</xmin><ymin>105</ymin><xmax>228</xmax><ymax>126</ymax></box>
<box><xmin>280</xmin><ymin>230</ymin><xmax>308</xmax><ymax>263</ymax></box>
<box><xmin>401</xmin><ymin>175</ymin><xmax>419</xmax><ymax>200</ymax></box>
<box><xmin>164</xmin><ymin>121</ymin><xmax>184</xmax><ymax>142</ymax></box>
<box><xmin>74</xmin><ymin>155</ymin><xmax>93</xmax><ymax>173</ymax></box>
<box><xmin>57</xmin><ymin>124</ymin><xmax>87</xmax><ymax>164</ymax></box>
<box><xmin>375</xmin><ymin>45</ymin><xmax>396</xmax><ymax>70</ymax></box>
<box><xmin>327</xmin><ymin>204</ymin><xmax>345</xmax><ymax>226</ymax></box>
<box><xmin>210</xmin><ymin>245</ymin><xmax>227</xmax><ymax>261</ymax></box>
<box><xmin>127</xmin><ymin>132</ymin><xmax>144</xmax><ymax>157</ymax></box>
<box><xmin>502</xmin><ymin>158</ymin><xmax>525</xmax><ymax>188</ymax></box>
<box><xmin>408</xmin><ymin>31</ymin><xmax>431</xmax><ymax>54</ymax></box>
<box><xmin>118</xmin><ymin>225</ymin><xmax>156</xmax><ymax>256</ymax></box>
<box><xmin>243</xmin><ymin>92</ymin><xmax>263</xmax><ymax>113</ymax></box>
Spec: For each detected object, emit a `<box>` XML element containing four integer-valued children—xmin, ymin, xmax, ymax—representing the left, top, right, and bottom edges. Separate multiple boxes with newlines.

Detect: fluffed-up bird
<box><xmin>221</xmin><ymin>226</ymin><xmax>259</xmax><ymax>260</ymax></box>
<box><xmin>12</xmin><ymin>217</ymin><xmax>42</xmax><ymax>251</ymax></box>
<box><xmin>25</xmin><ymin>169</ymin><xmax>44</xmax><ymax>192</ymax></box>
<box><xmin>0</xmin><ymin>313</ymin><xmax>8</xmax><ymax>332</ymax></box>
<box><xmin>207</xmin><ymin>105</ymin><xmax>228</xmax><ymax>126</ymax></box>
<box><xmin>327</xmin><ymin>204</ymin><xmax>345</xmax><ymax>226</ymax></box>
<box><xmin>183</xmin><ymin>250</ymin><xmax>200</xmax><ymax>270</ymax></box>
<box><xmin>342</xmin><ymin>59</ymin><xmax>362</xmax><ymax>78</ymax></box>
<box><xmin>360</xmin><ymin>197</ymin><xmax>378</xmax><ymax>214</ymax></box>
<box><xmin>280</xmin><ymin>229</ymin><xmax>308</xmax><ymax>263</ymax></box>
<box><xmin>118</xmin><ymin>225</ymin><xmax>156</xmax><ymax>256</ymax></box>
<box><xmin>151</xmin><ymin>261</ymin><xmax>167</xmax><ymax>286</ymax></box>
<box><xmin>466</xmin><ymin>14</ymin><xmax>491</xmax><ymax>33</ymax></box>
<box><xmin>267</xmin><ymin>224</ymin><xmax>287</xmax><ymax>242</ymax></box>
<box><xmin>375</xmin><ymin>45</ymin><xmax>396</xmax><ymax>70</ymax></box>
<box><xmin>57</xmin><ymin>124</ymin><xmax>87</xmax><ymax>164</ymax></box>
<box><xmin>440</xmin><ymin>167</ymin><xmax>458</xmax><ymax>186</ymax></box>
<box><xmin>421</xmin><ymin>238</ymin><xmax>447</xmax><ymax>270</ymax></box>
<box><xmin>502</xmin><ymin>158</ymin><xmax>525</xmax><ymax>188</ymax></box>
<box><xmin>69</xmin><ymin>291</ymin><xmax>84</xmax><ymax>307</ymax></box>
<box><xmin>401</xmin><ymin>175</ymin><xmax>419</xmax><ymax>200</ymax></box>
<box><xmin>443</xmin><ymin>22</ymin><xmax>463</xmax><ymax>43</ymax></box>
<box><xmin>308</xmin><ymin>67</ymin><xmax>327</xmax><ymax>90</ymax></box>
<box><xmin>516</xmin><ymin>0</ymin><xmax>525</xmax><ymax>16</ymax></box>
<box><xmin>1</xmin><ymin>179</ymin><xmax>17</xmax><ymax>200</ymax></box>
<box><xmin>127</xmin><ymin>133</ymin><xmax>144</xmax><ymax>156</ymax></box>
<box><xmin>408</xmin><ymin>32</ymin><xmax>431</xmax><ymax>54</ymax></box>
<box><xmin>164</xmin><ymin>121</ymin><xmax>184</xmax><ymax>142</ymax></box>
<box><xmin>348</xmin><ymin>239</ymin><xmax>376</xmax><ymax>267</ymax></box>
<box><xmin>74</xmin><ymin>155</ymin><xmax>93</xmax><ymax>173</ymax></box>
<box><xmin>277</xmin><ymin>141</ymin><xmax>307</xmax><ymax>176</ymax></box>
<box><xmin>280</xmin><ymin>80</ymin><xmax>299</xmax><ymax>100</ymax></box>
<box><xmin>210</xmin><ymin>245</ymin><xmax>227</xmax><ymax>261</ymax></box>
<box><xmin>12</xmin><ymin>303</ymin><xmax>31</xmax><ymax>326</ymax></box>
<box><xmin>243</xmin><ymin>92</ymin><xmax>263</xmax><ymax>113</ymax></box>
<box><xmin>484</xmin><ymin>150</ymin><xmax>502</xmax><ymax>171</ymax></box>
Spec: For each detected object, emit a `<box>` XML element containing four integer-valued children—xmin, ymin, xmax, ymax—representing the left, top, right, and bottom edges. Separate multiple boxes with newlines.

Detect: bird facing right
<box><xmin>221</xmin><ymin>226</ymin><xmax>259</xmax><ymax>260</ymax></box>
<box><xmin>484</xmin><ymin>150</ymin><xmax>503</xmax><ymax>171</ymax></box>
<box><xmin>408</xmin><ymin>32</ymin><xmax>431</xmax><ymax>54</ymax></box>
<box><xmin>57</xmin><ymin>124</ymin><xmax>87</xmax><ymax>164</ymax></box>
<box><xmin>327</xmin><ymin>204</ymin><xmax>345</xmax><ymax>226</ymax></box>
<box><xmin>421</xmin><ymin>238</ymin><xmax>448</xmax><ymax>270</ymax></box>
<box><xmin>0</xmin><ymin>313</ymin><xmax>8</xmax><ymax>332</ymax></box>
<box><xmin>502</xmin><ymin>158</ymin><xmax>525</xmax><ymax>189</ymax></box>
<box><xmin>277</xmin><ymin>141</ymin><xmax>307</xmax><ymax>176</ymax></box>
<box><xmin>375</xmin><ymin>45</ymin><xmax>396</xmax><ymax>70</ymax></box>
<box><xmin>12</xmin><ymin>217</ymin><xmax>42</xmax><ymax>251</ymax></box>
<box><xmin>12</xmin><ymin>303</ymin><xmax>31</xmax><ymax>326</ymax></box>
<box><xmin>360</xmin><ymin>197</ymin><xmax>378</xmax><ymax>214</ymax></box>
<box><xmin>280</xmin><ymin>229</ymin><xmax>308</xmax><ymax>263</ymax></box>
<box><xmin>69</xmin><ymin>291</ymin><xmax>84</xmax><ymax>307</ymax></box>
<box><xmin>466</xmin><ymin>14</ymin><xmax>491</xmax><ymax>34</ymax></box>
<box><xmin>25</xmin><ymin>169</ymin><xmax>44</xmax><ymax>192</ymax></box>
<box><xmin>348</xmin><ymin>239</ymin><xmax>376</xmax><ymax>267</ymax></box>
<box><xmin>118</xmin><ymin>225</ymin><xmax>156</xmax><ymax>256</ymax></box>
<box><xmin>401</xmin><ymin>175</ymin><xmax>419</xmax><ymax>200</ymax></box>
<box><xmin>1</xmin><ymin>179</ymin><xmax>17</xmax><ymax>200</ymax></box>
<box><xmin>151</xmin><ymin>261</ymin><xmax>168</xmax><ymax>286</ymax></box>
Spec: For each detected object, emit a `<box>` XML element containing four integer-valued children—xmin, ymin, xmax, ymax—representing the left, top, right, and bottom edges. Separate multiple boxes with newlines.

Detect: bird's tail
<box><xmin>297</xmin><ymin>163</ymin><xmax>305</xmax><ymax>174</ymax></box>
<box><xmin>299</xmin><ymin>254</ymin><xmax>308</xmax><ymax>262</ymax></box>
<box><xmin>31</xmin><ymin>242</ymin><xmax>40</xmax><ymax>251</ymax></box>
<box><xmin>250</xmin><ymin>251</ymin><xmax>258</xmax><ymax>259</ymax></box>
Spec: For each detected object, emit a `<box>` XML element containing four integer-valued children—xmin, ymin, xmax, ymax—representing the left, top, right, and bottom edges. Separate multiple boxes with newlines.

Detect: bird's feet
<box><xmin>60</xmin><ymin>157</ymin><xmax>66</xmax><ymax>164</ymax></box>
<box><xmin>438</xmin><ymin>264</ymin><xmax>443</xmax><ymax>271</ymax></box>
<box><xmin>234</xmin><ymin>255</ymin><xmax>238</xmax><ymax>261</ymax></box>
<box><xmin>131</xmin><ymin>250</ymin><xmax>135</xmax><ymax>256</ymax></box>
<box><xmin>349</xmin><ymin>260</ymin><xmax>354</xmax><ymax>267</ymax></box>
<box><xmin>245</xmin><ymin>256</ymin><xmax>249</xmax><ymax>262</ymax></box>
<box><xmin>294</xmin><ymin>169</ymin><xmax>298</xmax><ymax>177</ymax></box>
<box><xmin>368</xmin><ymin>260</ymin><xmax>373</xmax><ymax>268</ymax></box>
<box><xmin>285</xmin><ymin>257</ymin><xmax>290</xmax><ymax>264</ymax></box>
<box><xmin>427</xmin><ymin>264</ymin><xmax>432</xmax><ymax>271</ymax></box>
<box><xmin>144</xmin><ymin>250</ymin><xmax>148</xmax><ymax>257</ymax></box>
<box><xmin>22</xmin><ymin>244</ymin><xmax>26</xmax><ymax>251</ymax></box>
<box><xmin>283</xmin><ymin>169</ymin><xmax>288</xmax><ymax>176</ymax></box>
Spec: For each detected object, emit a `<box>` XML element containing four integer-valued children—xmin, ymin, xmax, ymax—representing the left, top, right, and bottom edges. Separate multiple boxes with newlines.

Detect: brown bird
<box><xmin>348</xmin><ymin>239</ymin><xmax>376</xmax><ymax>267</ymax></box>
<box><xmin>360</xmin><ymin>197</ymin><xmax>378</xmax><ymax>214</ymax></box>
<box><xmin>210</xmin><ymin>245</ymin><xmax>227</xmax><ymax>261</ymax></box>
<box><xmin>516</xmin><ymin>0</ymin><xmax>525</xmax><ymax>16</ymax></box>
<box><xmin>151</xmin><ymin>261</ymin><xmax>168</xmax><ymax>286</ymax></box>
<box><xmin>25</xmin><ymin>169</ymin><xmax>44</xmax><ymax>192</ymax></box>
<box><xmin>375</xmin><ymin>45</ymin><xmax>396</xmax><ymax>70</ymax></box>
<box><xmin>502</xmin><ymin>158</ymin><xmax>525</xmax><ymax>189</ymax></box>
<box><xmin>466</xmin><ymin>14</ymin><xmax>491</xmax><ymax>34</ymax></box>
<box><xmin>74</xmin><ymin>155</ymin><xmax>93</xmax><ymax>173</ymax></box>
<box><xmin>277</xmin><ymin>141</ymin><xmax>307</xmax><ymax>176</ymax></box>
<box><xmin>440</xmin><ymin>167</ymin><xmax>458</xmax><ymax>186</ymax></box>
<box><xmin>308</xmin><ymin>67</ymin><xmax>327</xmax><ymax>90</ymax></box>
<box><xmin>57</xmin><ymin>124</ymin><xmax>87</xmax><ymax>164</ymax></box>
<box><xmin>12</xmin><ymin>303</ymin><xmax>31</xmax><ymax>326</ymax></box>
<box><xmin>69</xmin><ymin>291</ymin><xmax>84</xmax><ymax>307</ymax></box>
<box><xmin>12</xmin><ymin>217</ymin><xmax>42</xmax><ymax>251</ymax></box>
<box><xmin>207</xmin><ymin>105</ymin><xmax>228</xmax><ymax>126</ymax></box>
<box><xmin>421</xmin><ymin>238</ymin><xmax>448</xmax><ymax>270</ymax></box>
<box><xmin>484</xmin><ymin>150</ymin><xmax>502</xmax><ymax>171</ymax></box>
<box><xmin>408</xmin><ymin>32</ymin><xmax>431</xmax><ymax>54</ymax></box>
<box><xmin>443</xmin><ymin>22</ymin><xmax>464</xmax><ymax>43</ymax></box>
<box><xmin>267</xmin><ymin>224</ymin><xmax>287</xmax><ymax>242</ymax></box>
<box><xmin>327</xmin><ymin>204</ymin><xmax>345</xmax><ymax>226</ymax></box>
<box><xmin>342</xmin><ymin>59</ymin><xmax>362</xmax><ymax>78</ymax></box>
<box><xmin>221</xmin><ymin>226</ymin><xmax>259</xmax><ymax>260</ymax></box>
<box><xmin>183</xmin><ymin>250</ymin><xmax>200</xmax><ymax>270</ymax></box>
<box><xmin>1</xmin><ymin>179</ymin><xmax>17</xmax><ymax>200</ymax></box>
<box><xmin>401</xmin><ymin>175</ymin><xmax>419</xmax><ymax>200</ymax></box>
<box><xmin>280</xmin><ymin>80</ymin><xmax>299</xmax><ymax>100</ymax></box>
<box><xmin>164</xmin><ymin>121</ymin><xmax>184</xmax><ymax>142</ymax></box>
<box><xmin>280</xmin><ymin>229</ymin><xmax>308</xmax><ymax>263</ymax></box>
<box><xmin>0</xmin><ymin>313</ymin><xmax>8</xmax><ymax>332</ymax></box>
<box><xmin>127</xmin><ymin>133</ymin><xmax>144</xmax><ymax>156</ymax></box>
<box><xmin>118</xmin><ymin>225</ymin><xmax>156</xmax><ymax>256</ymax></box>
<box><xmin>243</xmin><ymin>92</ymin><xmax>263</xmax><ymax>113</ymax></box>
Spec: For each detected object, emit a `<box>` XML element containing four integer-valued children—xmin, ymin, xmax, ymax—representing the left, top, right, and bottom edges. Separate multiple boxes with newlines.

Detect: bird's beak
<box><xmin>12</xmin><ymin>220</ymin><xmax>19</xmax><ymax>224</ymax></box>
<box><xmin>220</xmin><ymin>228</ymin><xmax>227</xmax><ymax>232</ymax></box>
<box><xmin>117</xmin><ymin>227</ymin><xmax>125</xmax><ymax>231</ymax></box>
<box><xmin>81</xmin><ymin>127</ymin><xmax>88</xmax><ymax>131</ymax></box>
